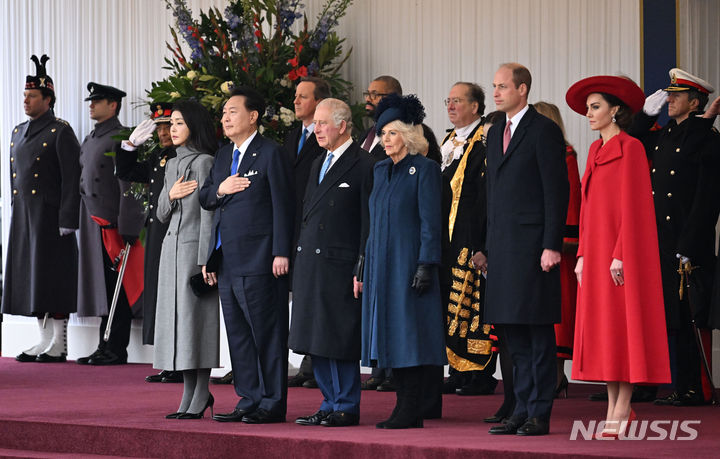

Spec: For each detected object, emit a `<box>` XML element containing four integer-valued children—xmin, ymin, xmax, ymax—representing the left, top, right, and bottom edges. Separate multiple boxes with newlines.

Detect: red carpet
<box><xmin>0</xmin><ymin>357</ymin><xmax>718</xmax><ymax>458</ymax></box>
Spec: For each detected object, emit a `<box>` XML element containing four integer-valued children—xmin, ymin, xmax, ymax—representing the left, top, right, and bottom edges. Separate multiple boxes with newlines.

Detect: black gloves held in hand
<box><xmin>411</xmin><ymin>264</ymin><xmax>434</xmax><ymax>295</ymax></box>
<box><xmin>353</xmin><ymin>255</ymin><xmax>365</xmax><ymax>283</ymax></box>
<box><xmin>121</xmin><ymin>234</ymin><xmax>137</xmax><ymax>246</ymax></box>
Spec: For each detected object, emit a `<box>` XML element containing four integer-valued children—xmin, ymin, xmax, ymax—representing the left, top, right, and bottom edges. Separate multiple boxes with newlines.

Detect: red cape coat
<box><xmin>572</xmin><ymin>132</ymin><xmax>670</xmax><ymax>384</ymax></box>
<box><xmin>555</xmin><ymin>147</ymin><xmax>581</xmax><ymax>358</ymax></box>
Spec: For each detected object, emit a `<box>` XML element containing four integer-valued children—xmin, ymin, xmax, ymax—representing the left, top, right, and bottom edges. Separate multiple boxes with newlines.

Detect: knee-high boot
<box><xmin>383</xmin><ymin>366</ymin><xmax>423</xmax><ymax>429</ymax></box>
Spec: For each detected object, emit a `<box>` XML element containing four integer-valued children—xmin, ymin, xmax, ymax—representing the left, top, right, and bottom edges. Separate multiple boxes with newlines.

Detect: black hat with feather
<box><xmin>374</xmin><ymin>93</ymin><xmax>426</xmax><ymax>135</ymax></box>
<box><xmin>26</xmin><ymin>54</ymin><xmax>54</xmax><ymax>93</ymax></box>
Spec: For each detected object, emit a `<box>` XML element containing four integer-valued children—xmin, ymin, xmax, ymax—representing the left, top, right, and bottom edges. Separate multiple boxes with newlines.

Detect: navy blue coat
<box><xmin>361</xmin><ymin>154</ymin><xmax>447</xmax><ymax>368</ymax></box>
<box><xmin>484</xmin><ymin>106</ymin><xmax>568</xmax><ymax>325</ymax></box>
<box><xmin>199</xmin><ymin>133</ymin><xmax>293</xmax><ymax>275</ymax></box>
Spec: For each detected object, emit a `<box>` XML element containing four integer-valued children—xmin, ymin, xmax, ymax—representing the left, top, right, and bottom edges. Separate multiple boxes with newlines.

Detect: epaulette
<box><xmin>55</xmin><ymin>117</ymin><xmax>69</xmax><ymax>126</ymax></box>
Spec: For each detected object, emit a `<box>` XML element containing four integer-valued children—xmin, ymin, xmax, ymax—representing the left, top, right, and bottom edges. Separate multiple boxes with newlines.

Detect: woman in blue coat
<box><xmin>356</xmin><ymin>94</ymin><xmax>447</xmax><ymax>429</ymax></box>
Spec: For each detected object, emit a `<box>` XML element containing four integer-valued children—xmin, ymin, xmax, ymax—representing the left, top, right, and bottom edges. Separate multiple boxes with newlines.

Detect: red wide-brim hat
<box><xmin>565</xmin><ymin>75</ymin><xmax>645</xmax><ymax>115</ymax></box>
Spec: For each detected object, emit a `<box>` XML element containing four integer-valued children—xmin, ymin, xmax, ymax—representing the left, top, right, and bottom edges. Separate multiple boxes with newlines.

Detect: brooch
<box><xmin>409</xmin><ymin>166</ymin><xmax>416</xmax><ymax>175</ymax></box>
<box><xmin>159</xmin><ymin>157</ymin><xmax>167</xmax><ymax>167</ymax></box>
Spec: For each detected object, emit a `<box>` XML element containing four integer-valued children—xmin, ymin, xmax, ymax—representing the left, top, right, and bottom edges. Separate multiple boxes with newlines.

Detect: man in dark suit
<box><xmin>482</xmin><ymin>63</ymin><xmax>568</xmax><ymax>436</ymax></box>
<box><xmin>359</xmin><ymin>75</ymin><xmax>402</xmax><ymax>163</ymax></box>
<box><xmin>289</xmin><ymin>98</ymin><xmax>375</xmax><ymax>427</ymax></box>
<box><xmin>199</xmin><ymin>86</ymin><xmax>293</xmax><ymax>424</ymax></box>
<box><xmin>282</xmin><ymin>76</ymin><xmax>331</xmax><ymax>389</ymax></box>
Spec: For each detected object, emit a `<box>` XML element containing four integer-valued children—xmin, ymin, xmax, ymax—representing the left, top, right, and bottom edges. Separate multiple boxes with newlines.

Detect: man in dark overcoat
<box><xmin>200</xmin><ymin>86</ymin><xmax>293</xmax><ymax>424</ymax></box>
<box><xmin>282</xmin><ymin>76</ymin><xmax>330</xmax><ymax>388</ymax></box>
<box><xmin>3</xmin><ymin>55</ymin><xmax>80</xmax><ymax>363</ymax></box>
<box><xmin>629</xmin><ymin>69</ymin><xmax>720</xmax><ymax>406</ymax></box>
<box><xmin>289</xmin><ymin>98</ymin><xmax>375</xmax><ymax>427</ymax></box>
<box><xmin>76</xmin><ymin>82</ymin><xmax>146</xmax><ymax>365</ymax></box>
<box><xmin>116</xmin><ymin>102</ymin><xmax>181</xmax><ymax>383</ymax></box>
<box><xmin>483</xmin><ymin>63</ymin><xmax>568</xmax><ymax>436</ymax></box>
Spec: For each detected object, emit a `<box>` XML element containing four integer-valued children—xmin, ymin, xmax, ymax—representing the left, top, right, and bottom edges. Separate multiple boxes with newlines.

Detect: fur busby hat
<box><xmin>374</xmin><ymin>93</ymin><xmax>426</xmax><ymax>134</ymax></box>
<box><xmin>25</xmin><ymin>54</ymin><xmax>54</xmax><ymax>93</ymax></box>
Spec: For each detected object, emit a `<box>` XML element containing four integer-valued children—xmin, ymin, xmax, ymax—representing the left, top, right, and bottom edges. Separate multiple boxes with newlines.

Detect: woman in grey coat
<box><xmin>154</xmin><ymin>100</ymin><xmax>219</xmax><ymax>419</ymax></box>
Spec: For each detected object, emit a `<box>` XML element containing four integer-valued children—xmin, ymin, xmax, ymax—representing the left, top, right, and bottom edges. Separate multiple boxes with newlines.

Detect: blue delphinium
<box><xmin>168</xmin><ymin>0</ymin><xmax>203</xmax><ymax>60</ymax></box>
<box><xmin>224</xmin><ymin>5</ymin><xmax>255</xmax><ymax>51</ymax></box>
<box><xmin>278</xmin><ymin>0</ymin><xmax>303</xmax><ymax>34</ymax></box>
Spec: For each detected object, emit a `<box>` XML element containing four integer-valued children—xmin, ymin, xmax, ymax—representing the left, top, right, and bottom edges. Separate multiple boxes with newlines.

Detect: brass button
<box><xmin>10</xmin><ymin>142</ymin><xmax>13</xmax><ymax>147</ymax></box>
<box><xmin>31</xmin><ymin>189</ymin><xmax>36</xmax><ymax>195</ymax></box>
<box><xmin>150</xmin><ymin>179</ymin><xmax>154</xmax><ymax>184</ymax></box>
<box><xmin>12</xmin><ymin>173</ymin><xmax>17</xmax><ymax>178</ymax></box>
<box><xmin>13</xmin><ymin>189</ymin><xmax>18</xmax><ymax>195</ymax></box>
<box><xmin>668</xmin><ymin>128</ymin><xmax>672</xmax><ymax>133</ymax></box>
<box><xmin>149</xmin><ymin>204</ymin><xmax>154</xmax><ymax>209</ymax></box>
<box><xmin>666</xmin><ymin>216</ymin><xmax>671</xmax><ymax>221</ymax></box>
<box><xmin>652</xmin><ymin>190</ymin><xmax>655</xmax><ymax>195</ymax></box>
<box><xmin>36</xmin><ymin>157</ymin><xmax>40</xmax><ymax>161</ymax></box>
<box><xmin>654</xmin><ymin>146</ymin><xmax>658</xmax><ymax>151</ymax></box>
<box><xmin>43</xmin><ymin>142</ymin><xmax>47</xmax><ymax>147</ymax></box>
<box><xmin>652</xmin><ymin>168</ymin><xmax>656</xmax><ymax>173</ymax></box>
<box><xmin>675</xmin><ymin>148</ymin><xmax>680</xmax><ymax>153</ymax></box>
<box><xmin>149</xmin><ymin>218</ymin><xmax>154</xmax><ymax>223</ymax></box>
<box><xmin>51</xmin><ymin>128</ymin><xmax>56</xmax><ymax>133</ymax></box>
<box><xmin>14</xmin><ymin>128</ymin><xmax>18</xmax><ymax>133</ymax></box>
<box><xmin>667</xmin><ymin>193</ymin><xmax>672</xmax><ymax>198</ymax></box>
<box><xmin>670</xmin><ymin>170</ymin><xmax>675</xmax><ymax>175</ymax></box>
<box><xmin>10</xmin><ymin>157</ymin><xmax>14</xmax><ymax>162</ymax></box>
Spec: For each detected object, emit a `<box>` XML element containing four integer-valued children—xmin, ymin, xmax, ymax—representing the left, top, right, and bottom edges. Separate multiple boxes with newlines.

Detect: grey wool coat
<box><xmin>153</xmin><ymin>146</ymin><xmax>219</xmax><ymax>371</ymax></box>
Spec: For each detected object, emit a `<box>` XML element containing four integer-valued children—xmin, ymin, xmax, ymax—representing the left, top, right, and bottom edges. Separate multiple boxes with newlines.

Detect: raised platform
<box><xmin>0</xmin><ymin>358</ymin><xmax>718</xmax><ymax>458</ymax></box>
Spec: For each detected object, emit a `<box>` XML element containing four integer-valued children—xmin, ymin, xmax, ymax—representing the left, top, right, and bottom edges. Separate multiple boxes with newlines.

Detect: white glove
<box><xmin>128</xmin><ymin>119</ymin><xmax>157</xmax><ymax>147</ymax></box>
<box><xmin>643</xmin><ymin>89</ymin><xmax>667</xmax><ymax>116</ymax></box>
<box><xmin>59</xmin><ymin>227</ymin><xmax>75</xmax><ymax>236</ymax></box>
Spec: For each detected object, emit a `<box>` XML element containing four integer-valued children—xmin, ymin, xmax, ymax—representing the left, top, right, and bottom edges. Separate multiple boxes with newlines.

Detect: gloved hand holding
<box><xmin>410</xmin><ymin>264</ymin><xmax>434</xmax><ymax>295</ymax></box>
<box><xmin>128</xmin><ymin>119</ymin><xmax>157</xmax><ymax>147</ymax></box>
<box><xmin>121</xmin><ymin>234</ymin><xmax>138</xmax><ymax>246</ymax></box>
<box><xmin>643</xmin><ymin>89</ymin><xmax>667</xmax><ymax>116</ymax></box>
<box><xmin>59</xmin><ymin>227</ymin><xmax>75</xmax><ymax>236</ymax></box>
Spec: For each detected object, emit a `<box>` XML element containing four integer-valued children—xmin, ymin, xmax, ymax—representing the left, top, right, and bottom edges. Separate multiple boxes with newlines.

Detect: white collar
<box><xmin>234</xmin><ymin>130</ymin><xmax>258</xmax><ymax>154</ymax></box>
<box><xmin>302</xmin><ymin>122</ymin><xmax>315</xmax><ymax>135</ymax></box>
<box><xmin>453</xmin><ymin>117</ymin><xmax>482</xmax><ymax>139</ymax></box>
<box><xmin>506</xmin><ymin>104</ymin><xmax>529</xmax><ymax>136</ymax></box>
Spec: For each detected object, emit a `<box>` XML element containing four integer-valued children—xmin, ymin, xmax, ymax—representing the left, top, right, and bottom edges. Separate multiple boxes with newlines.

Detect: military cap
<box><xmin>665</xmin><ymin>68</ymin><xmax>715</xmax><ymax>94</ymax></box>
<box><xmin>25</xmin><ymin>54</ymin><xmax>54</xmax><ymax>92</ymax></box>
<box><xmin>150</xmin><ymin>102</ymin><xmax>173</xmax><ymax>123</ymax></box>
<box><xmin>84</xmin><ymin>82</ymin><xmax>127</xmax><ymax>101</ymax></box>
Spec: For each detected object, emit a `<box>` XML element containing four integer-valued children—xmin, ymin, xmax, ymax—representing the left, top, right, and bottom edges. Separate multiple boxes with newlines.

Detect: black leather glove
<box><xmin>353</xmin><ymin>255</ymin><xmax>365</xmax><ymax>283</ymax></box>
<box><xmin>121</xmin><ymin>234</ymin><xmax>137</xmax><ymax>246</ymax></box>
<box><xmin>410</xmin><ymin>264</ymin><xmax>434</xmax><ymax>295</ymax></box>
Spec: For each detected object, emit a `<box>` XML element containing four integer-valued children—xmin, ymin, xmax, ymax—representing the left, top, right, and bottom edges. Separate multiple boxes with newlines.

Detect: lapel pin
<box><xmin>409</xmin><ymin>166</ymin><xmax>416</xmax><ymax>175</ymax></box>
<box><xmin>252</xmin><ymin>152</ymin><xmax>257</xmax><ymax>157</ymax></box>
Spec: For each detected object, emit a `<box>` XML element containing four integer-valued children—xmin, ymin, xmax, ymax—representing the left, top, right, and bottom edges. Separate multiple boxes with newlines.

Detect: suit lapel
<box><xmin>296</xmin><ymin>132</ymin><xmax>318</xmax><ymax>165</ymax></box>
<box><xmin>304</xmin><ymin>143</ymin><xmax>359</xmax><ymax>217</ymax></box>
<box><xmin>236</xmin><ymin>134</ymin><xmax>263</xmax><ymax>176</ymax></box>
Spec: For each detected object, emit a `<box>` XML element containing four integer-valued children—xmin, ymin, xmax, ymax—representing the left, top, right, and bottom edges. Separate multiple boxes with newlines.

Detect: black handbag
<box><xmin>189</xmin><ymin>272</ymin><xmax>217</xmax><ymax>297</ymax></box>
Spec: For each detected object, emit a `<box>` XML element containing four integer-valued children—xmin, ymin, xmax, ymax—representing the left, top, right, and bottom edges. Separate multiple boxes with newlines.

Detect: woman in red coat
<box><xmin>534</xmin><ymin>102</ymin><xmax>582</xmax><ymax>398</ymax></box>
<box><xmin>566</xmin><ymin>76</ymin><xmax>671</xmax><ymax>438</ymax></box>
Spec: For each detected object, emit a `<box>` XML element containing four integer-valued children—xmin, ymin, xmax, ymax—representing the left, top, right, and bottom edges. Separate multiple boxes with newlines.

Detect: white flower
<box><xmin>279</xmin><ymin>77</ymin><xmax>292</xmax><ymax>88</ymax></box>
<box><xmin>186</xmin><ymin>70</ymin><xmax>199</xmax><ymax>80</ymax></box>
<box><xmin>170</xmin><ymin>91</ymin><xmax>181</xmax><ymax>99</ymax></box>
<box><xmin>279</xmin><ymin>106</ymin><xmax>296</xmax><ymax>126</ymax></box>
<box><xmin>220</xmin><ymin>81</ymin><xmax>235</xmax><ymax>95</ymax></box>
<box><xmin>258</xmin><ymin>125</ymin><xmax>265</xmax><ymax>134</ymax></box>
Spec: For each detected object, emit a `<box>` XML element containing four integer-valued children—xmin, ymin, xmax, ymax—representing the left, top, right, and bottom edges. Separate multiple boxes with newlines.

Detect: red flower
<box><xmin>288</xmin><ymin>57</ymin><xmax>299</xmax><ymax>67</ymax></box>
<box><xmin>288</xmin><ymin>69</ymin><xmax>298</xmax><ymax>81</ymax></box>
<box><xmin>254</xmin><ymin>30</ymin><xmax>262</xmax><ymax>38</ymax></box>
<box><xmin>255</xmin><ymin>42</ymin><xmax>263</xmax><ymax>52</ymax></box>
<box><xmin>296</xmin><ymin>66</ymin><xmax>308</xmax><ymax>78</ymax></box>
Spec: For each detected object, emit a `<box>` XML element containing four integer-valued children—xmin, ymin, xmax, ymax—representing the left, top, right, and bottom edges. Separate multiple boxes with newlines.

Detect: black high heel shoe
<box><xmin>554</xmin><ymin>375</ymin><xmax>569</xmax><ymax>399</ymax></box>
<box><xmin>165</xmin><ymin>411</ymin><xmax>185</xmax><ymax>419</ymax></box>
<box><xmin>177</xmin><ymin>393</ymin><xmax>214</xmax><ymax>419</ymax></box>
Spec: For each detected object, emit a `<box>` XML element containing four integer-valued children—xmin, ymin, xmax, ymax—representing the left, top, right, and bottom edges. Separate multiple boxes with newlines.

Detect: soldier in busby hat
<box><xmin>116</xmin><ymin>101</ymin><xmax>181</xmax><ymax>382</ymax></box>
<box><xmin>629</xmin><ymin>68</ymin><xmax>720</xmax><ymax>407</ymax></box>
<box><xmin>75</xmin><ymin>82</ymin><xmax>147</xmax><ymax>365</ymax></box>
<box><xmin>2</xmin><ymin>55</ymin><xmax>81</xmax><ymax>363</ymax></box>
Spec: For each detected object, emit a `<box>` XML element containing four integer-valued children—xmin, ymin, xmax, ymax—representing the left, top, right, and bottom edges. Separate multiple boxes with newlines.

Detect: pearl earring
<box><xmin>612</xmin><ymin>115</ymin><xmax>616</xmax><ymax>123</ymax></box>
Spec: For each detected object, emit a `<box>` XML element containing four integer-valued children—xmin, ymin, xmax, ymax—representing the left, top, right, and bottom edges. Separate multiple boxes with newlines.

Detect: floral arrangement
<box><xmin>147</xmin><ymin>0</ymin><xmax>355</xmax><ymax>142</ymax></box>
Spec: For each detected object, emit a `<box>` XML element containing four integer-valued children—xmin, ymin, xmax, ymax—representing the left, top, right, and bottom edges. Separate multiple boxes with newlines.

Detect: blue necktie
<box><xmin>216</xmin><ymin>148</ymin><xmax>241</xmax><ymax>249</ymax></box>
<box><xmin>297</xmin><ymin>128</ymin><xmax>307</xmax><ymax>155</ymax></box>
<box><xmin>318</xmin><ymin>152</ymin><xmax>334</xmax><ymax>183</ymax></box>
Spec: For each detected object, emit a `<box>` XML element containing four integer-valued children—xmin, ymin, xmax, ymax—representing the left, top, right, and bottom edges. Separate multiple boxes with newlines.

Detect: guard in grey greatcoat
<box><xmin>629</xmin><ymin>69</ymin><xmax>720</xmax><ymax>406</ymax></box>
<box><xmin>3</xmin><ymin>55</ymin><xmax>80</xmax><ymax>363</ymax></box>
<box><xmin>76</xmin><ymin>82</ymin><xmax>146</xmax><ymax>366</ymax></box>
<box><xmin>290</xmin><ymin>99</ymin><xmax>375</xmax><ymax>427</ymax></box>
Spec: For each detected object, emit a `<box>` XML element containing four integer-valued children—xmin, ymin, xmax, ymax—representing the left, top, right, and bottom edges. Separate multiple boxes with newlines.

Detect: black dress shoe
<box><xmin>212</xmin><ymin>408</ymin><xmax>255</xmax><ymax>422</ymax></box>
<box><xmin>35</xmin><ymin>353</ymin><xmax>67</xmax><ymax>363</ymax></box>
<box><xmin>161</xmin><ymin>371</ymin><xmax>183</xmax><ymax>383</ymax></box>
<box><xmin>288</xmin><ymin>373</ymin><xmax>311</xmax><ymax>387</ymax></box>
<box><xmin>165</xmin><ymin>412</ymin><xmax>185</xmax><ymax>419</ymax></box>
<box><xmin>210</xmin><ymin>371</ymin><xmax>233</xmax><ymax>385</ymax></box>
<box><xmin>489</xmin><ymin>417</ymin><xmax>525</xmax><ymax>435</ymax></box>
<box><xmin>302</xmin><ymin>378</ymin><xmax>318</xmax><ymax>388</ymax></box>
<box><xmin>241</xmin><ymin>408</ymin><xmax>285</xmax><ymax>424</ymax></box>
<box><xmin>456</xmin><ymin>383</ymin><xmax>496</xmax><ymax>396</ymax></box>
<box><xmin>146</xmin><ymin>371</ymin><xmax>167</xmax><ymax>383</ymax></box>
<box><xmin>672</xmin><ymin>390</ymin><xmax>710</xmax><ymax>406</ymax></box>
<box><xmin>361</xmin><ymin>376</ymin><xmax>383</xmax><ymax>390</ymax></box>
<box><xmin>295</xmin><ymin>410</ymin><xmax>331</xmax><ymax>426</ymax></box>
<box><xmin>88</xmin><ymin>350</ymin><xmax>127</xmax><ymax>365</ymax></box>
<box><xmin>654</xmin><ymin>391</ymin><xmax>681</xmax><ymax>406</ymax></box>
<box><xmin>76</xmin><ymin>348</ymin><xmax>104</xmax><ymax>365</ymax></box>
<box><xmin>16</xmin><ymin>352</ymin><xmax>39</xmax><ymax>363</ymax></box>
<box><xmin>321</xmin><ymin>411</ymin><xmax>359</xmax><ymax>427</ymax></box>
<box><xmin>483</xmin><ymin>414</ymin><xmax>507</xmax><ymax>423</ymax></box>
<box><xmin>376</xmin><ymin>378</ymin><xmax>396</xmax><ymax>392</ymax></box>
<box><xmin>516</xmin><ymin>418</ymin><xmax>549</xmax><ymax>436</ymax></box>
